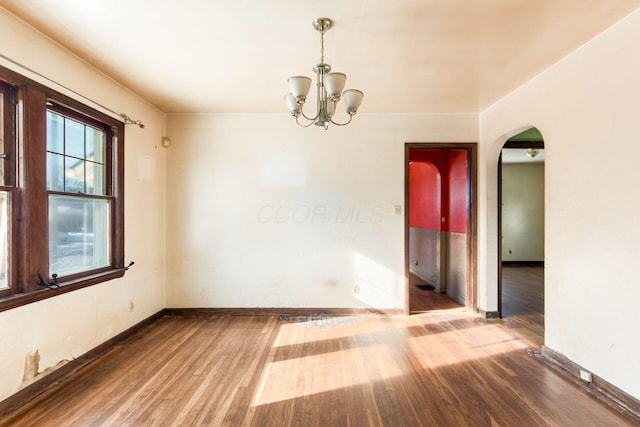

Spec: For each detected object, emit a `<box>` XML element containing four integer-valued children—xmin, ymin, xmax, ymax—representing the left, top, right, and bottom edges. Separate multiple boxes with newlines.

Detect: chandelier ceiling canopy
<box><xmin>285</xmin><ymin>18</ymin><xmax>364</xmax><ymax>130</ymax></box>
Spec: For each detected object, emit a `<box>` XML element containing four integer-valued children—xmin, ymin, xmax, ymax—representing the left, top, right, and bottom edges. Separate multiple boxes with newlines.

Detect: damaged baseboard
<box><xmin>0</xmin><ymin>309</ymin><xmax>167</xmax><ymax>418</ymax></box>
<box><xmin>537</xmin><ymin>345</ymin><xmax>639</xmax><ymax>423</ymax></box>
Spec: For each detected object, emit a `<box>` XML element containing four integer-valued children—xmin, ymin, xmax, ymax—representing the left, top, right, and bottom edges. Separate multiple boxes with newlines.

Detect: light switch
<box><xmin>394</xmin><ymin>205</ymin><xmax>402</xmax><ymax>215</ymax></box>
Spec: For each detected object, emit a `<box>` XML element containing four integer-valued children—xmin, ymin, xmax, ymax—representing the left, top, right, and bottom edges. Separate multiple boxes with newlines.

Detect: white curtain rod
<box><xmin>0</xmin><ymin>52</ymin><xmax>145</xmax><ymax>128</ymax></box>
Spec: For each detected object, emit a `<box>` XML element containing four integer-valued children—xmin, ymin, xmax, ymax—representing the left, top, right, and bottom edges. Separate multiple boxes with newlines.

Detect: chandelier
<box><xmin>285</xmin><ymin>18</ymin><xmax>364</xmax><ymax>129</ymax></box>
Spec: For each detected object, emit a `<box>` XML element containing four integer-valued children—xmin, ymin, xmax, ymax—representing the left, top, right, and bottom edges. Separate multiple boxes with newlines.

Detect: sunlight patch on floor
<box><xmin>272</xmin><ymin>316</ymin><xmax>388</xmax><ymax>348</ymax></box>
<box><xmin>407</xmin><ymin>323</ymin><xmax>528</xmax><ymax>369</ymax></box>
<box><xmin>411</xmin><ymin>306</ymin><xmax>468</xmax><ymax>315</ymax></box>
<box><xmin>251</xmin><ymin>343</ymin><xmax>403</xmax><ymax>406</ymax></box>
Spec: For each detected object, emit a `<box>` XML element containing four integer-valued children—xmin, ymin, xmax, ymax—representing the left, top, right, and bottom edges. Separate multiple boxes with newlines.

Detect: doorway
<box><xmin>405</xmin><ymin>143</ymin><xmax>477</xmax><ymax>314</ymax></box>
<box><xmin>498</xmin><ymin>128</ymin><xmax>545</xmax><ymax>344</ymax></box>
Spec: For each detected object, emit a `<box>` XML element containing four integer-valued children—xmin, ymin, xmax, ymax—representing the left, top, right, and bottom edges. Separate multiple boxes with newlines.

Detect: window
<box><xmin>0</xmin><ymin>80</ymin><xmax>16</xmax><ymax>298</ymax></box>
<box><xmin>46</xmin><ymin>106</ymin><xmax>112</xmax><ymax>278</ymax></box>
<box><xmin>0</xmin><ymin>66</ymin><xmax>125</xmax><ymax>311</ymax></box>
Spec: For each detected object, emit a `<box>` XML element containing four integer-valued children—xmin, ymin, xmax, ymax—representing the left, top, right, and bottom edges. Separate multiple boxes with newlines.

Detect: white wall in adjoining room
<box><xmin>0</xmin><ymin>9</ymin><xmax>166</xmax><ymax>402</ymax></box>
<box><xmin>165</xmin><ymin>113</ymin><xmax>478</xmax><ymax>310</ymax></box>
<box><xmin>480</xmin><ymin>9</ymin><xmax>640</xmax><ymax>399</ymax></box>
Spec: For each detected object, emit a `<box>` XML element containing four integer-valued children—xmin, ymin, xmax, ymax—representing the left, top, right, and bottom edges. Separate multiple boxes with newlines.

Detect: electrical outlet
<box><xmin>579</xmin><ymin>369</ymin><xmax>592</xmax><ymax>382</ymax></box>
<box><xmin>354</xmin><ymin>285</ymin><xmax>360</xmax><ymax>294</ymax></box>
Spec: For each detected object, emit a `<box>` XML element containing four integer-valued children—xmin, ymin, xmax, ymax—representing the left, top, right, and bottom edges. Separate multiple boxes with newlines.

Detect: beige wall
<box><xmin>480</xmin><ymin>9</ymin><xmax>640</xmax><ymax>398</ymax></box>
<box><xmin>165</xmin><ymin>113</ymin><xmax>478</xmax><ymax>310</ymax></box>
<box><xmin>501</xmin><ymin>162</ymin><xmax>544</xmax><ymax>261</ymax></box>
<box><xmin>0</xmin><ymin>9</ymin><xmax>166</xmax><ymax>402</ymax></box>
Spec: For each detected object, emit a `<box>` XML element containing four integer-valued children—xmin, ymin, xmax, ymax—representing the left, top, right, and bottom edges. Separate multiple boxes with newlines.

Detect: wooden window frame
<box><xmin>0</xmin><ymin>65</ymin><xmax>125</xmax><ymax>312</ymax></box>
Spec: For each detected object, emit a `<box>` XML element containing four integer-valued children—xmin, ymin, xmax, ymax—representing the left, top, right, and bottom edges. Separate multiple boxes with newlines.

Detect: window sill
<box><xmin>0</xmin><ymin>268</ymin><xmax>126</xmax><ymax>313</ymax></box>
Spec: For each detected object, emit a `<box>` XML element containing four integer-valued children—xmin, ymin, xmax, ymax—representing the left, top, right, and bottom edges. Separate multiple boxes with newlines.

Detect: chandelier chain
<box><xmin>320</xmin><ymin>26</ymin><xmax>325</xmax><ymax>63</ymax></box>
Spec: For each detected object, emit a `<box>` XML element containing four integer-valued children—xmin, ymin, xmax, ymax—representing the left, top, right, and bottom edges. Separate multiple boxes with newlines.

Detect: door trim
<box><xmin>405</xmin><ymin>143</ymin><xmax>478</xmax><ymax>314</ymax></box>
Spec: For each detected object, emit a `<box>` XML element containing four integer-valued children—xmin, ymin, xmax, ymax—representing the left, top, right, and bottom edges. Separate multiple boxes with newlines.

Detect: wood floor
<box><xmin>501</xmin><ymin>264</ymin><xmax>545</xmax><ymax>349</ymax></box>
<box><xmin>408</xmin><ymin>273</ymin><xmax>464</xmax><ymax>314</ymax></box>
<box><xmin>1</xmin><ymin>267</ymin><xmax>637</xmax><ymax>426</ymax></box>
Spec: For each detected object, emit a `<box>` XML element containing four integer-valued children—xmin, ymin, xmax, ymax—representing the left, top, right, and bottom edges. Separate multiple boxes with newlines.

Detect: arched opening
<box><xmin>498</xmin><ymin>127</ymin><xmax>545</xmax><ymax>346</ymax></box>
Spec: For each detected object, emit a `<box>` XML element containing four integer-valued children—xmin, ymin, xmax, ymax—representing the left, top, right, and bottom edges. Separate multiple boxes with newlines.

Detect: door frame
<box><xmin>497</xmin><ymin>140</ymin><xmax>545</xmax><ymax>317</ymax></box>
<box><xmin>404</xmin><ymin>143</ymin><xmax>478</xmax><ymax>314</ymax></box>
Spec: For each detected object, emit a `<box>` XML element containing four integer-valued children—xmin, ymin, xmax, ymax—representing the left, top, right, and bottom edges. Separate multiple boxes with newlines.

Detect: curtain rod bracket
<box><xmin>120</xmin><ymin>114</ymin><xmax>145</xmax><ymax>129</ymax></box>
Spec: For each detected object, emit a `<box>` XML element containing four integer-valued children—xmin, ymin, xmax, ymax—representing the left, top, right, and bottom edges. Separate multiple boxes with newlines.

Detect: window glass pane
<box><xmin>86</xmin><ymin>126</ymin><xmax>104</xmax><ymax>164</ymax></box>
<box><xmin>64</xmin><ymin>118</ymin><xmax>85</xmax><ymax>159</ymax></box>
<box><xmin>85</xmin><ymin>162</ymin><xmax>103</xmax><ymax>196</ymax></box>
<box><xmin>0</xmin><ymin>191</ymin><xmax>8</xmax><ymax>290</ymax></box>
<box><xmin>46</xmin><ymin>111</ymin><xmax>64</xmax><ymax>154</ymax></box>
<box><xmin>47</xmin><ymin>152</ymin><xmax>65</xmax><ymax>191</ymax></box>
<box><xmin>49</xmin><ymin>195</ymin><xmax>110</xmax><ymax>277</ymax></box>
<box><xmin>64</xmin><ymin>157</ymin><xmax>85</xmax><ymax>193</ymax></box>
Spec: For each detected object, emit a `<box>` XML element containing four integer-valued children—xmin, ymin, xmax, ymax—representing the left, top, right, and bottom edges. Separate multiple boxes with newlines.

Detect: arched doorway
<box><xmin>498</xmin><ymin>127</ymin><xmax>545</xmax><ymax>345</ymax></box>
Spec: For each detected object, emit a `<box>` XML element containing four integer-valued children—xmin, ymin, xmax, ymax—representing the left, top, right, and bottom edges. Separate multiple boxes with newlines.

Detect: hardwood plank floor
<box><xmin>502</xmin><ymin>265</ymin><xmax>545</xmax><ymax>348</ymax></box>
<box><xmin>409</xmin><ymin>273</ymin><xmax>464</xmax><ymax>314</ymax></box>
<box><xmin>1</xmin><ymin>268</ymin><xmax>637</xmax><ymax>426</ymax></box>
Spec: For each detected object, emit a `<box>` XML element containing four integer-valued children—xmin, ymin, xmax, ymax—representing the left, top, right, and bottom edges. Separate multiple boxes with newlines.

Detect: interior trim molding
<box><xmin>404</xmin><ymin>143</ymin><xmax>478</xmax><ymax>315</ymax></box>
<box><xmin>165</xmin><ymin>307</ymin><xmax>404</xmax><ymax>317</ymax></box>
<box><xmin>539</xmin><ymin>346</ymin><xmax>640</xmax><ymax>422</ymax></box>
<box><xmin>0</xmin><ymin>309</ymin><xmax>167</xmax><ymax>418</ymax></box>
<box><xmin>478</xmin><ymin>309</ymin><xmax>501</xmax><ymax>319</ymax></box>
<box><xmin>501</xmin><ymin>261</ymin><xmax>544</xmax><ymax>267</ymax></box>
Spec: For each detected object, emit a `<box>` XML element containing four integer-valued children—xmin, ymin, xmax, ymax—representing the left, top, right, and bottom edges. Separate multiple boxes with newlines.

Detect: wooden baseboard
<box><xmin>538</xmin><ymin>346</ymin><xmax>640</xmax><ymax>422</ymax></box>
<box><xmin>165</xmin><ymin>307</ymin><xmax>405</xmax><ymax>317</ymax></box>
<box><xmin>501</xmin><ymin>261</ymin><xmax>544</xmax><ymax>267</ymax></box>
<box><xmin>0</xmin><ymin>309</ymin><xmax>167</xmax><ymax>418</ymax></box>
<box><xmin>477</xmin><ymin>309</ymin><xmax>501</xmax><ymax>319</ymax></box>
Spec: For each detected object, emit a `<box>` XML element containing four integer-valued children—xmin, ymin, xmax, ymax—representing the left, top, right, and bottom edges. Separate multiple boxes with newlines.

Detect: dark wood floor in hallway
<box><xmin>1</xmin><ymin>267</ymin><xmax>636</xmax><ymax>426</ymax></box>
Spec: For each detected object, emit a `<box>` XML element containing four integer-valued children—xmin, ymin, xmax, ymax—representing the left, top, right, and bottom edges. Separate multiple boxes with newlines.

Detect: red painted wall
<box><xmin>409</xmin><ymin>150</ymin><xmax>467</xmax><ymax>233</ymax></box>
<box><xmin>409</xmin><ymin>162</ymin><xmax>440</xmax><ymax>229</ymax></box>
<box><xmin>447</xmin><ymin>150</ymin><xmax>467</xmax><ymax>233</ymax></box>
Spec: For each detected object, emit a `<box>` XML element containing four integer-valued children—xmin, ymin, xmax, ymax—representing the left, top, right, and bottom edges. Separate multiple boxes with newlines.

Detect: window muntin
<box><xmin>46</xmin><ymin>110</ymin><xmax>105</xmax><ymax>196</ymax></box>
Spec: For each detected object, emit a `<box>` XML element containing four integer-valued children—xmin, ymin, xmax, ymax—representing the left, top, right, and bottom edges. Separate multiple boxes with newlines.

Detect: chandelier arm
<box><xmin>328</xmin><ymin>114</ymin><xmax>354</xmax><ymax>126</ymax></box>
<box><xmin>295</xmin><ymin>115</ymin><xmax>317</xmax><ymax>128</ymax></box>
<box><xmin>299</xmin><ymin>107</ymin><xmax>320</xmax><ymax>122</ymax></box>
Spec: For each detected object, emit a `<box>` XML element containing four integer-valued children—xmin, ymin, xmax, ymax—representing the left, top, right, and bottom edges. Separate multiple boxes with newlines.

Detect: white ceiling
<box><xmin>1</xmin><ymin>0</ymin><xmax>639</xmax><ymax>114</ymax></box>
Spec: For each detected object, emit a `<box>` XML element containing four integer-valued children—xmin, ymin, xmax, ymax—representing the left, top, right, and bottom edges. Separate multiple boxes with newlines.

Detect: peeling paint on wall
<box><xmin>21</xmin><ymin>350</ymin><xmax>69</xmax><ymax>389</ymax></box>
<box><xmin>21</xmin><ymin>350</ymin><xmax>40</xmax><ymax>385</ymax></box>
